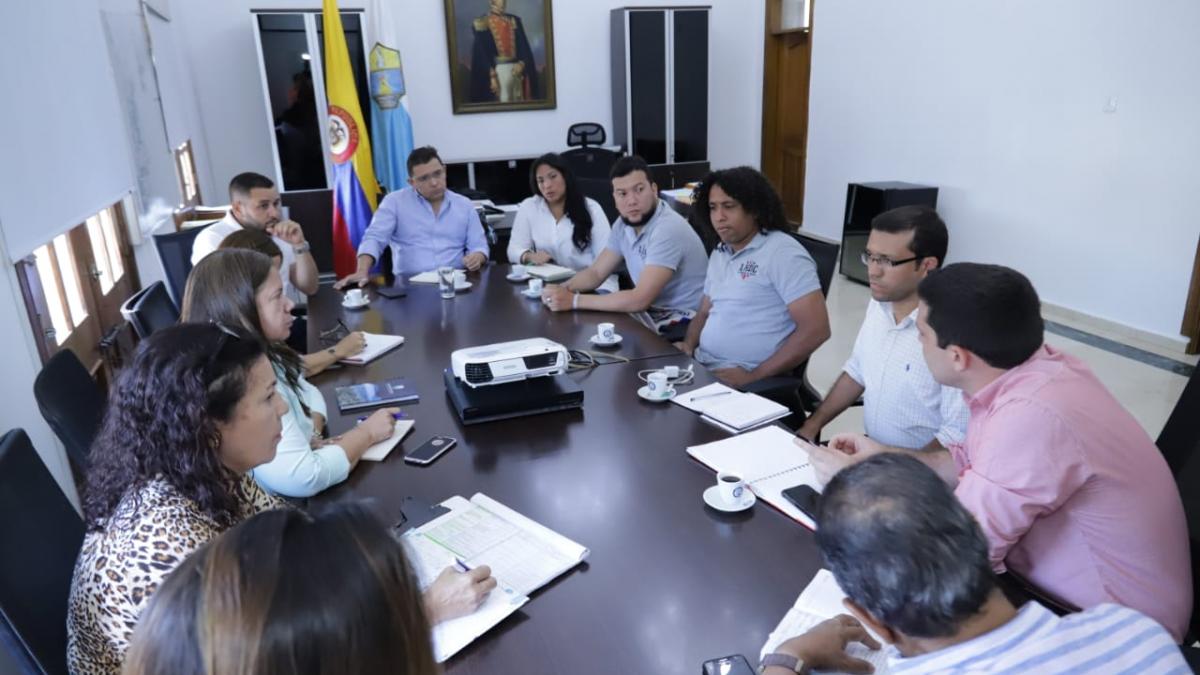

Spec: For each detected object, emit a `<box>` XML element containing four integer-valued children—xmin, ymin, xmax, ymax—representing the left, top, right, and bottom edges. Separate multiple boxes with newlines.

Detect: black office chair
<box><xmin>0</xmin><ymin>429</ymin><xmax>86</xmax><ymax>675</ymax></box>
<box><xmin>33</xmin><ymin>349</ymin><xmax>105</xmax><ymax>474</ymax></box>
<box><xmin>152</xmin><ymin>223</ymin><xmax>211</xmax><ymax>308</ymax></box>
<box><xmin>1156</xmin><ymin>364</ymin><xmax>1200</xmax><ymax>647</ymax></box>
<box><xmin>562</xmin><ymin>123</ymin><xmax>621</xmax><ymax>180</ymax></box>
<box><xmin>578</xmin><ymin>176</ymin><xmax>619</xmax><ymax>223</ymax></box>
<box><xmin>120</xmin><ymin>281</ymin><xmax>179</xmax><ymax>340</ymax></box>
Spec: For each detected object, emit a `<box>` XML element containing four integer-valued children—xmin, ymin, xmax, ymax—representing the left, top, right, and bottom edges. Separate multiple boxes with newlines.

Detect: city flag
<box><xmin>322</xmin><ymin>0</ymin><xmax>379</xmax><ymax>276</ymax></box>
<box><xmin>367</xmin><ymin>0</ymin><xmax>415</xmax><ymax>191</ymax></box>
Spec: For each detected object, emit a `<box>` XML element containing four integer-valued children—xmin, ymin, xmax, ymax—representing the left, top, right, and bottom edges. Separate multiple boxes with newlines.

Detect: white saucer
<box><xmin>589</xmin><ymin>334</ymin><xmax>623</xmax><ymax>347</ymax></box>
<box><xmin>636</xmin><ymin>385</ymin><xmax>675</xmax><ymax>402</ymax></box>
<box><xmin>341</xmin><ymin>297</ymin><xmax>370</xmax><ymax>310</ymax></box>
<box><xmin>455</xmin><ymin>281</ymin><xmax>473</xmax><ymax>291</ymax></box>
<box><xmin>520</xmin><ymin>288</ymin><xmax>543</xmax><ymax>299</ymax></box>
<box><xmin>703</xmin><ymin>485</ymin><xmax>756</xmax><ymax>513</ymax></box>
<box><xmin>506</xmin><ymin>273</ymin><xmax>531</xmax><ymax>282</ymax></box>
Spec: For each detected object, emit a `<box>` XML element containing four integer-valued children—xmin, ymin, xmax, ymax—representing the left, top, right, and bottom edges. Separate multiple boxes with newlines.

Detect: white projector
<box><xmin>450</xmin><ymin>338</ymin><xmax>569</xmax><ymax>387</ymax></box>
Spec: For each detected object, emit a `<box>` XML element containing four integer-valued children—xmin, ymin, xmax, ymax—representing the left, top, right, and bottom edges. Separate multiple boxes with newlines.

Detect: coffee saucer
<box><xmin>589</xmin><ymin>334</ymin><xmax>623</xmax><ymax>347</ymax></box>
<box><xmin>703</xmin><ymin>485</ymin><xmax>756</xmax><ymax>513</ymax></box>
<box><xmin>520</xmin><ymin>288</ymin><xmax>542</xmax><ymax>299</ymax></box>
<box><xmin>506</xmin><ymin>273</ymin><xmax>531</xmax><ymax>282</ymax></box>
<box><xmin>342</xmin><ymin>297</ymin><xmax>370</xmax><ymax>310</ymax></box>
<box><xmin>637</xmin><ymin>385</ymin><xmax>674</xmax><ymax>402</ymax></box>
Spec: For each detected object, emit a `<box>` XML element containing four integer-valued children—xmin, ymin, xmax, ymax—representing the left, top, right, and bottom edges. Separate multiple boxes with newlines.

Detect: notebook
<box><xmin>339</xmin><ymin>333</ymin><xmax>405</xmax><ymax>365</ymax></box>
<box><xmin>334</xmin><ymin>377</ymin><xmax>418</xmax><ymax>412</ymax></box>
<box><xmin>401</xmin><ymin>494</ymin><xmax>590</xmax><ymax>662</ymax></box>
<box><xmin>360</xmin><ymin>420</ymin><xmax>415</xmax><ymax>461</ymax></box>
<box><xmin>524</xmin><ymin>263</ymin><xmax>575</xmax><ymax>282</ymax></box>
<box><xmin>673</xmin><ymin>383</ymin><xmax>790</xmax><ymax>433</ymax></box>
<box><xmin>761</xmin><ymin>569</ymin><xmax>890</xmax><ymax>673</ymax></box>
<box><xmin>686</xmin><ymin>425</ymin><xmax>820</xmax><ymax>529</ymax></box>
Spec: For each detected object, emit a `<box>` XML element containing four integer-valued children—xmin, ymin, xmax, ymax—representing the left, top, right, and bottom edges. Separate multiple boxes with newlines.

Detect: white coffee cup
<box><xmin>528</xmin><ymin>278</ymin><xmax>544</xmax><ymax>294</ymax></box>
<box><xmin>512</xmin><ymin>264</ymin><xmax>527</xmax><ymax>278</ymax></box>
<box><xmin>345</xmin><ymin>288</ymin><xmax>364</xmax><ymax>304</ymax></box>
<box><xmin>716</xmin><ymin>471</ymin><xmax>747</xmax><ymax>506</ymax></box>
<box><xmin>646</xmin><ymin>372</ymin><xmax>674</xmax><ymax>399</ymax></box>
<box><xmin>597</xmin><ymin>322</ymin><xmax>616</xmax><ymax>342</ymax></box>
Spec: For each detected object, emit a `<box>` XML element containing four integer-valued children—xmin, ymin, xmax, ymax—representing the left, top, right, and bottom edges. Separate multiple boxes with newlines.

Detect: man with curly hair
<box><xmin>675</xmin><ymin>166</ymin><xmax>830</xmax><ymax>388</ymax></box>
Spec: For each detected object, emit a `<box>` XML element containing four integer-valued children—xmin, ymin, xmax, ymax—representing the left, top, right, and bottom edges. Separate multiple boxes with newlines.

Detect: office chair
<box><xmin>1156</xmin><ymin>364</ymin><xmax>1200</xmax><ymax>646</ymax></box>
<box><xmin>0</xmin><ymin>429</ymin><xmax>86</xmax><ymax>675</ymax></box>
<box><xmin>120</xmin><ymin>281</ymin><xmax>179</xmax><ymax>340</ymax></box>
<box><xmin>152</xmin><ymin>222</ymin><xmax>211</xmax><ymax>308</ymax></box>
<box><xmin>33</xmin><ymin>349</ymin><xmax>105</xmax><ymax>474</ymax></box>
<box><xmin>562</xmin><ymin>123</ymin><xmax>621</xmax><ymax>180</ymax></box>
<box><xmin>578</xmin><ymin>176</ymin><xmax>619</xmax><ymax>223</ymax></box>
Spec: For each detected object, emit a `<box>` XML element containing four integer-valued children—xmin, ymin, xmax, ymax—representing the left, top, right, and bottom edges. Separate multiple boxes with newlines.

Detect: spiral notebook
<box><xmin>685</xmin><ymin>425</ymin><xmax>820</xmax><ymax>529</ymax></box>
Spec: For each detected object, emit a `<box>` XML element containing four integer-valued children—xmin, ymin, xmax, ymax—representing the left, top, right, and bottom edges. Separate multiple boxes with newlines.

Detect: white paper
<box><xmin>524</xmin><ymin>263</ymin><xmax>575</xmax><ymax>282</ymax></box>
<box><xmin>671</xmin><ymin>382</ymin><xmax>740</xmax><ymax>414</ymax></box>
<box><xmin>359</xmin><ymin>420</ymin><xmax>414</xmax><ymax>461</ymax></box>
<box><xmin>340</xmin><ymin>332</ymin><xmax>405</xmax><ymax>365</ymax></box>
<box><xmin>700</xmin><ymin>393</ymin><xmax>789</xmax><ymax>432</ymax></box>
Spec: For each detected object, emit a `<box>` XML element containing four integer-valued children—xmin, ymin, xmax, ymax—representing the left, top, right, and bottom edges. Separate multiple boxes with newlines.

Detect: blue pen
<box><xmin>356</xmin><ymin>411</ymin><xmax>407</xmax><ymax>423</ymax></box>
<box><xmin>454</xmin><ymin>557</ymin><xmax>472</xmax><ymax>572</ymax></box>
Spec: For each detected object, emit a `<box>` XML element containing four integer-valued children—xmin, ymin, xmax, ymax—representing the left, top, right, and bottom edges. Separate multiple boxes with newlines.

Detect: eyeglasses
<box><xmin>319</xmin><ymin>319</ymin><xmax>349</xmax><ymax>347</ymax></box>
<box><xmin>860</xmin><ymin>251</ymin><xmax>922</xmax><ymax>268</ymax></box>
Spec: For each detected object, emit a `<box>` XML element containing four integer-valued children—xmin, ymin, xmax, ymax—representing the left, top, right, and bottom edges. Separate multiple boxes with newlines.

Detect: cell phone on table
<box><xmin>781</xmin><ymin>484</ymin><xmax>822</xmax><ymax>520</ymax></box>
<box><xmin>375</xmin><ymin>281</ymin><xmax>407</xmax><ymax>298</ymax></box>
<box><xmin>403</xmin><ymin>436</ymin><xmax>457</xmax><ymax>465</ymax></box>
<box><xmin>701</xmin><ymin>654</ymin><xmax>755</xmax><ymax>675</ymax></box>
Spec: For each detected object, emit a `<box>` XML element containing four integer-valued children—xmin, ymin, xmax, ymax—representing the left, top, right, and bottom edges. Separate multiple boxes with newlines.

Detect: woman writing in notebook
<box><xmin>182</xmin><ymin>249</ymin><xmax>396</xmax><ymax>498</ymax></box>
<box><xmin>507</xmin><ymin>152</ymin><xmax>619</xmax><ymax>292</ymax></box>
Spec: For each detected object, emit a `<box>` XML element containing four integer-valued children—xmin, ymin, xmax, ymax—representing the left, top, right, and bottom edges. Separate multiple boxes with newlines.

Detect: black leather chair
<box><xmin>33</xmin><ymin>349</ymin><xmax>104</xmax><ymax>474</ymax></box>
<box><xmin>578</xmin><ymin>176</ymin><xmax>619</xmax><ymax>224</ymax></box>
<box><xmin>0</xmin><ymin>429</ymin><xmax>86</xmax><ymax>675</ymax></box>
<box><xmin>120</xmin><ymin>281</ymin><xmax>179</xmax><ymax>340</ymax></box>
<box><xmin>562</xmin><ymin>123</ymin><xmax>621</xmax><ymax>180</ymax></box>
<box><xmin>153</xmin><ymin>222</ymin><xmax>211</xmax><ymax>308</ymax></box>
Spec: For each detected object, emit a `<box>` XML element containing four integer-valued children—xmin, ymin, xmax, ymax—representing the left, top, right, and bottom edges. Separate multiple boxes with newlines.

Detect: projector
<box><xmin>450</xmin><ymin>338</ymin><xmax>569</xmax><ymax>387</ymax></box>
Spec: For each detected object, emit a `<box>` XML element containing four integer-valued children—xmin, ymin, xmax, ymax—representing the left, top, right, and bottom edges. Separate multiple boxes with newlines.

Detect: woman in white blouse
<box><xmin>508</xmin><ymin>153</ymin><xmax>617</xmax><ymax>292</ymax></box>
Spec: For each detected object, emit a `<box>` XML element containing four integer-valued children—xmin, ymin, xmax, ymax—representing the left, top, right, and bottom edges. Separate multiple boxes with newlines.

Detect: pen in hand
<box><xmin>356</xmin><ymin>411</ymin><xmax>407</xmax><ymax>423</ymax></box>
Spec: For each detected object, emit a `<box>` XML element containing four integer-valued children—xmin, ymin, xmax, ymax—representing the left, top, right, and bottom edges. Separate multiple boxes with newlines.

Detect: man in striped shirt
<box><xmin>760</xmin><ymin>454</ymin><xmax>1186</xmax><ymax>675</ymax></box>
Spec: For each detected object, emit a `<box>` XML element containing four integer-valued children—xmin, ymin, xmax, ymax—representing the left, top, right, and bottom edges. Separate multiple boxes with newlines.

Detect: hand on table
<box><xmin>795</xmin><ymin>419</ymin><xmax>821</xmax><ymax>443</ymax></box>
<box><xmin>359</xmin><ymin>407</ymin><xmax>400</xmax><ymax>443</ymax></box>
<box><xmin>524</xmin><ymin>250</ymin><xmax>553</xmax><ymax>265</ymax></box>
<box><xmin>333</xmin><ymin>331</ymin><xmax>367</xmax><ymax>359</ymax></box>
<box><xmin>713</xmin><ymin>366</ymin><xmax>756</xmax><ymax>388</ymax></box>
<box><xmin>797</xmin><ymin>433</ymin><xmax>886</xmax><ymax>487</ymax></box>
<box><xmin>424</xmin><ymin>565</ymin><xmax>498</xmax><ymax>624</ymax></box>
<box><xmin>770</xmin><ymin>615</ymin><xmax>881</xmax><ymax>674</ymax></box>
<box><xmin>540</xmin><ymin>284</ymin><xmax>574</xmax><ymax>312</ymax></box>
<box><xmin>333</xmin><ymin>271</ymin><xmax>370</xmax><ymax>289</ymax></box>
<box><xmin>463</xmin><ymin>252</ymin><xmax>487</xmax><ymax>271</ymax></box>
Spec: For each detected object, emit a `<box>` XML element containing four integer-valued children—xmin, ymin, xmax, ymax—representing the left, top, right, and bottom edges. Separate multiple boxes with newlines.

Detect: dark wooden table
<box><xmin>309</xmin><ymin>265</ymin><xmax>823</xmax><ymax>675</ymax></box>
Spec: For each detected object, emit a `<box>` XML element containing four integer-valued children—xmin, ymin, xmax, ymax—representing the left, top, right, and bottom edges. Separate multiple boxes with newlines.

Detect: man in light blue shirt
<box><xmin>541</xmin><ymin>155</ymin><xmax>708</xmax><ymax>327</ymax></box>
<box><xmin>336</xmin><ymin>146</ymin><xmax>488</xmax><ymax>287</ymax></box>
<box><xmin>676</xmin><ymin>167</ymin><xmax>829</xmax><ymax>388</ymax></box>
<box><xmin>757</xmin><ymin>453</ymin><xmax>1188</xmax><ymax>675</ymax></box>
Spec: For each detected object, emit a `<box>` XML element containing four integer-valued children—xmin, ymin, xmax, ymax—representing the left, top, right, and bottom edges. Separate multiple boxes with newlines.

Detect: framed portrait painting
<box><xmin>443</xmin><ymin>0</ymin><xmax>556</xmax><ymax>114</ymax></box>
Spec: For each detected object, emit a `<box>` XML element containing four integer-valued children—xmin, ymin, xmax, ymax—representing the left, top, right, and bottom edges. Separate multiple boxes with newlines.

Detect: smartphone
<box><xmin>375</xmin><ymin>282</ymin><xmax>408</xmax><ymax>298</ymax></box>
<box><xmin>781</xmin><ymin>484</ymin><xmax>822</xmax><ymax>520</ymax></box>
<box><xmin>404</xmin><ymin>436</ymin><xmax>457</xmax><ymax>465</ymax></box>
<box><xmin>701</xmin><ymin>654</ymin><xmax>755</xmax><ymax>675</ymax></box>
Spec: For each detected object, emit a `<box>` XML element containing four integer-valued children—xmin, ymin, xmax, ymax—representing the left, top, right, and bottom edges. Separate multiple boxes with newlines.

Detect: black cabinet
<box><xmin>611</xmin><ymin>7</ymin><xmax>709</xmax><ymax>166</ymax></box>
<box><xmin>841</xmin><ymin>182</ymin><xmax>938</xmax><ymax>284</ymax></box>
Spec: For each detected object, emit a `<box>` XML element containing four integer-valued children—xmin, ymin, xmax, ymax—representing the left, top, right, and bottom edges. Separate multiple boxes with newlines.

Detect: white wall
<box><xmin>804</xmin><ymin>0</ymin><xmax>1200</xmax><ymax>342</ymax></box>
<box><xmin>172</xmin><ymin>0</ymin><xmax>765</xmax><ymax>194</ymax></box>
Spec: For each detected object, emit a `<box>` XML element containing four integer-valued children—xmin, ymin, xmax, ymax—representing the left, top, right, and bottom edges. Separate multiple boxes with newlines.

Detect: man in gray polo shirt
<box><xmin>676</xmin><ymin>167</ymin><xmax>830</xmax><ymax>387</ymax></box>
<box><xmin>541</xmin><ymin>156</ymin><xmax>707</xmax><ymax>328</ymax></box>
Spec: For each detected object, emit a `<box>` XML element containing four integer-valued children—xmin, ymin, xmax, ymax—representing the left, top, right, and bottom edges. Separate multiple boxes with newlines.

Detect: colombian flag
<box><xmin>323</xmin><ymin>0</ymin><xmax>379</xmax><ymax>277</ymax></box>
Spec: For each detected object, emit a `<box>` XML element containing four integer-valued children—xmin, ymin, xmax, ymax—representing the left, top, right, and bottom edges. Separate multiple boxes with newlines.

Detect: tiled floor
<box><xmin>809</xmin><ymin>275</ymin><xmax>1191</xmax><ymax>441</ymax></box>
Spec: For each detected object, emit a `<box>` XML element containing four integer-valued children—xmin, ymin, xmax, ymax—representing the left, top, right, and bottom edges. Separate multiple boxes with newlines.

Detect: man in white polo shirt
<box><xmin>675</xmin><ymin>167</ymin><xmax>830</xmax><ymax>388</ymax></box>
<box><xmin>796</xmin><ymin>205</ymin><xmax>967</xmax><ymax>448</ymax></box>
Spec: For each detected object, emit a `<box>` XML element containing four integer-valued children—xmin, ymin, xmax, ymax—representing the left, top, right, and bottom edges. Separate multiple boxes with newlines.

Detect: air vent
<box><xmin>464</xmin><ymin>362</ymin><xmax>493</xmax><ymax>384</ymax></box>
<box><xmin>522</xmin><ymin>353</ymin><xmax>558</xmax><ymax>370</ymax></box>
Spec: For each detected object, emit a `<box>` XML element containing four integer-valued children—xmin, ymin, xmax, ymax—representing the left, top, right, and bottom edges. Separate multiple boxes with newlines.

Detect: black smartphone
<box><xmin>701</xmin><ymin>654</ymin><xmax>755</xmax><ymax>675</ymax></box>
<box><xmin>404</xmin><ymin>436</ymin><xmax>457</xmax><ymax>465</ymax></box>
<box><xmin>781</xmin><ymin>484</ymin><xmax>822</xmax><ymax>519</ymax></box>
<box><xmin>376</xmin><ymin>282</ymin><xmax>408</xmax><ymax>298</ymax></box>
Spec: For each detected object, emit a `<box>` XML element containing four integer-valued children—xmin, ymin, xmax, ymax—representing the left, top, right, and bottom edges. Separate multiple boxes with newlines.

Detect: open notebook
<box><xmin>401</xmin><ymin>494</ymin><xmax>589</xmax><ymax>662</ymax></box>
<box><xmin>673</xmin><ymin>383</ymin><xmax>790</xmax><ymax>434</ymax></box>
<box><xmin>524</xmin><ymin>263</ymin><xmax>575</xmax><ymax>282</ymax></box>
<box><xmin>686</xmin><ymin>425</ymin><xmax>820</xmax><ymax>529</ymax></box>
<box><xmin>360</xmin><ymin>420</ymin><xmax>414</xmax><ymax>462</ymax></box>
<box><xmin>761</xmin><ymin>569</ymin><xmax>891</xmax><ymax>674</ymax></box>
<box><xmin>339</xmin><ymin>333</ymin><xmax>404</xmax><ymax>365</ymax></box>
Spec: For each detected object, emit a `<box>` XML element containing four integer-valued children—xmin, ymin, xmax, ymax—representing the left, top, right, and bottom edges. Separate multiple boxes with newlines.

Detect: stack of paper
<box><xmin>339</xmin><ymin>333</ymin><xmax>404</xmax><ymax>365</ymax></box>
<box><xmin>525</xmin><ymin>263</ymin><xmax>575</xmax><ymax>282</ymax></box>
<box><xmin>359</xmin><ymin>420</ymin><xmax>414</xmax><ymax>462</ymax></box>
<box><xmin>673</xmin><ymin>383</ymin><xmax>789</xmax><ymax>433</ymax></box>
<box><xmin>761</xmin><ymin>569</ymin><xmax>891</xmax><ymax>673</ymax></box>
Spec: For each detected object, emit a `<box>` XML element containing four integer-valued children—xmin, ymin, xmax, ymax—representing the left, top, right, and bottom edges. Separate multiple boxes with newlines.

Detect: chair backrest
<box><xmin>1157</xmin><ymin>364</ymin><xmax>1200</xmax><ymax>641</ymax></box>
<box><xmin>33</xmin><ymin>350</ymin><xmax>105</xmax><ymax>473</ymax></box>
<box><xmin>562</xmin><ymin>148</ymin><xmax>623</xmax><ymax>181</ymax></box>
<box><xmin>282</xmin><ymin>189</ymin><xmax>334</xmax><ymax>274</ymax></box>
<box><xmin>152</xmin><ymin>222</ymin><xmax>211</xmax><ymax>307</ymax></box>
<box><xmin>788</xmin><ymin>230</ymin><xmax>840</xmax><ymax>298</ymax></box>
<box><xmin>566</xmin><ymin>122</ymin><xmax>606</xmax><ymax>148</ymax></box>
<box><xmin>577</xmin><ymin>176</ymin><xmax>619</xmax><ymax>223</ymax></box>
<box><xmin>0</xmin><ymin>429</ymin><xmax>85</xmax><ymax>675</ymax></box>
<box><xmin>120</xmin><ymin>281</ymin><xmax>179</xmax><ymax>340</ymax></box>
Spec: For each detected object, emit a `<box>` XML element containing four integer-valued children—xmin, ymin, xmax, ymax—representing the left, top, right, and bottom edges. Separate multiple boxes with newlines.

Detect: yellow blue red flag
<box><xmin>322</xmin><ymin>0</ymin><xmax>379</xmax><ymax>276</ymax></box>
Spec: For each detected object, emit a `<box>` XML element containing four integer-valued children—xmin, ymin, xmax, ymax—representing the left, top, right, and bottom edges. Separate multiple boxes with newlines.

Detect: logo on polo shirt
<box><xmin>636</xmin><ymin>244</ymin><xmax>648</xmax><ymax>259</ymax></box>
<box><xmin>738</xmin><ymin>260</ymin><xmax>759</xmax><ymax>280</ymax></box>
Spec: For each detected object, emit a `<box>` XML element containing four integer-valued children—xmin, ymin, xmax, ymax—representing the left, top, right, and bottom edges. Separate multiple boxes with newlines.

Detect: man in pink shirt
<box><xmin>804</xmin><ymin>263</ymin><xmax>1192</xmax><ymax>641</ymax></box>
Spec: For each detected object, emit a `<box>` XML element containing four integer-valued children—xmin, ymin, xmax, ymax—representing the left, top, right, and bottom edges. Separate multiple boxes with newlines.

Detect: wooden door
<box><xmin>761</xmin><ymin>16</ymin><xmax>814</xmax><ymax>224</ymax></box>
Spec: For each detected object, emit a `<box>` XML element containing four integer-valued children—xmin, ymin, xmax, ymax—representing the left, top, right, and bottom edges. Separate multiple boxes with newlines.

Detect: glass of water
<box><xmin>437</xmin><ymin>266</ymin><xmax>456</xmax><ymax>299</ymax></box>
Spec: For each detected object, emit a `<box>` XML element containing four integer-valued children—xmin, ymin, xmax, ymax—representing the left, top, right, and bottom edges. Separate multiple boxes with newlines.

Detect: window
<box><xmin>254</xmin><ymin>11</ymin><xmax>371</xmax><ymax>192</ymax></box>
<box><xmin>174</xmin><ymin>139</ymin><xmax>201</xmax><ymax>206</ymax></box>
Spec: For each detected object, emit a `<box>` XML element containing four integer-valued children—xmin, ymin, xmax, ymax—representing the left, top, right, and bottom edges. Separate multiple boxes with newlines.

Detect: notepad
<box><xmin>673</xmin><ymin>383</ymin><xmax>789</xmax><ymax>433</ymax></box>
<box><xmin>524</xmin><ymin>263</ymin><xmax>575</xmax><ymax>282</ymax></box>
<box><xmin>339</xmin><ymin>332</ymin><xmax>404</xmax><ymax>365</ymax></box>
<box><xmin>360</xmin><ymin>420</ymin><xmax>414</xmax><ymax>461</ymax></box>
<box><xmin>686</xmin><ymin>425</ymin><xmax>820</xmax><ymax>528</ymax></box>
<box><xmin>761</xmin><ymin>569</ymin><xmax>890</xmax><ymax>673</ymax></box>
<box><xmin>401</xmin><ymin>494</ymin><xmax>589</xmax><ymax>662</ymax></box>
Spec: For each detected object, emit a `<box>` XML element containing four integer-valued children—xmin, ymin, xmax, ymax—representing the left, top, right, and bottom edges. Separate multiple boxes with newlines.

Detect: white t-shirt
<box><xmin>506</xmin><ymin>196</ymin><xmax>618</xmax><ymax>292</ymax></box>
<box><xmin>190</xmin><ymin>212</ymin><xmax>302</xmax><ymax>304</ymax></box>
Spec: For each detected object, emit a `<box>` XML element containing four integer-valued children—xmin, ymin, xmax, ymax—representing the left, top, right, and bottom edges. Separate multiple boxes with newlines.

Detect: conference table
<box><xmin>309</xmin><ymin>265</ymin><xmax>824</xmax><ymax>675</ymax></box>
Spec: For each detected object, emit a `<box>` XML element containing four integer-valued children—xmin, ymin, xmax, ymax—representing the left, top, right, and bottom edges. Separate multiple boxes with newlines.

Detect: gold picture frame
<box><xmin>443</xmin><ymin>0</ymin><xmax>557</xmax><ymax>114</ymax></box>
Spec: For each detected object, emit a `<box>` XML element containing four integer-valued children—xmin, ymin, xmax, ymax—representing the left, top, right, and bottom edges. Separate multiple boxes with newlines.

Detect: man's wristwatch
<box><xmin>293</xmin><ymin>242</ymin><xmax>311</xmax><ymax>256</ymax></box>
<box><xmin>759</xmin><ymin>653</ymin><xmax>804</xmax><ymax>674</ymax></box>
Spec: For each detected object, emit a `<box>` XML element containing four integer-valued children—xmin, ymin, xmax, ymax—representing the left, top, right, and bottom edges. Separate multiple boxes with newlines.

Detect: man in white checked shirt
<box><xmin>796</xmin><ymin>206</ymin><xmax>967</xmax><ymax>447</ymax></box>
